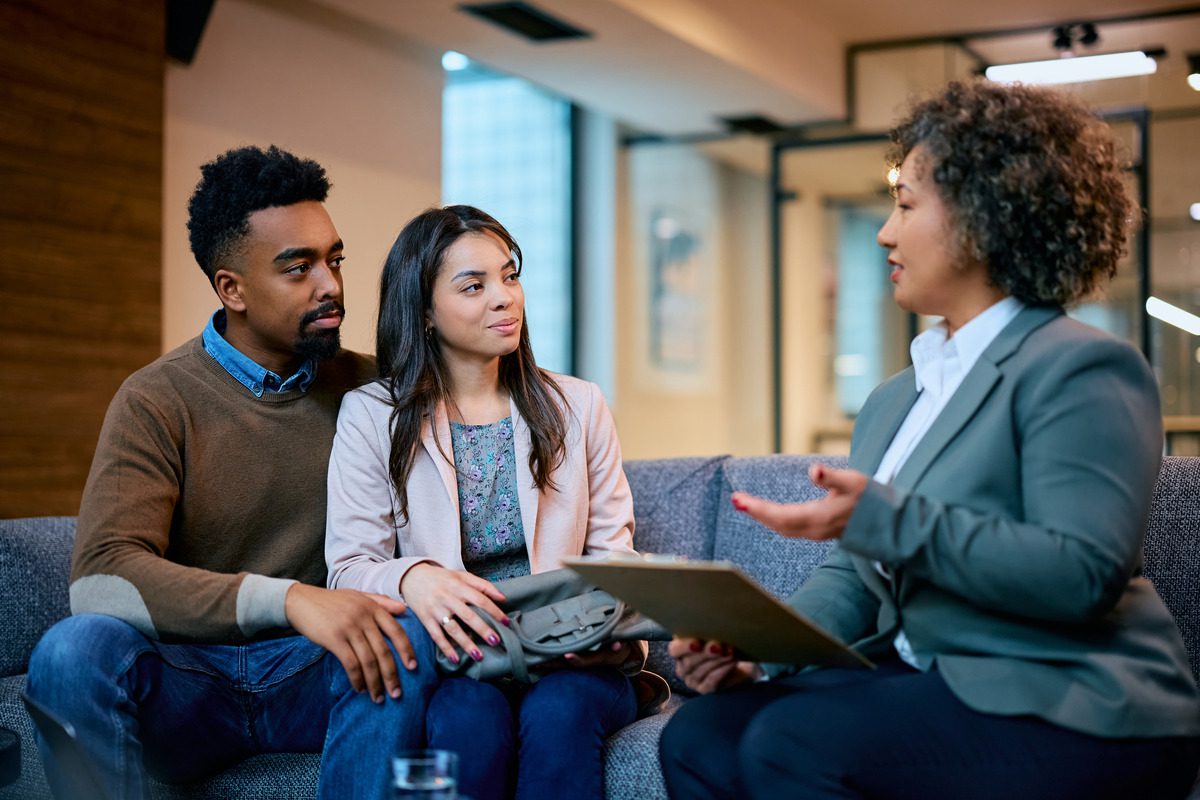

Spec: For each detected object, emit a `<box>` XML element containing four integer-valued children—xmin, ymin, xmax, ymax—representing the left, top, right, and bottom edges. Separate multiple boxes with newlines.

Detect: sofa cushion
<box><xmin>1143</xmin><ymin>456</ymin><xmax>1200</xmax><ymax>686</ymax></box>
<box><xmin>0</xmin><ymin>674</ymin><xmax>48</xmax><ymax>800</ymax></box>
<box><xmin>149</xmin><ymin>754</ymin><xmax>319</xmax><ymax>800</ymax></box>
<box><xmin>0</xmin><ymin>518</ymin><xmax>75</xmax><ymax>678</ymax></box>
<box><xmin>712</xmin><ymin>455</ymin><xmax>847</xmax><ymax>599</ymax></box>
<box><xmin>603</xmin><ymin>699</ymin><xmax>680</xmax><ymax>800</ymax></box>
<box><xmin>624</xmin><ymin>456</ymin><xmax>728</xmax><ymax>561</ymax></box>
<box><xmin>625</xmin><ymin>457</ymin><xmax>728</xmax><ymax>691</ymax></box>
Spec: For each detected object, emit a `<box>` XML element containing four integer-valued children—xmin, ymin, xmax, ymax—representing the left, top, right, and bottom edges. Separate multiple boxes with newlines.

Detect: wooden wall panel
<box><xmin>0</xmin><ymin>0</ymin><xmax>163</xmax><ymax>517</ymax></box>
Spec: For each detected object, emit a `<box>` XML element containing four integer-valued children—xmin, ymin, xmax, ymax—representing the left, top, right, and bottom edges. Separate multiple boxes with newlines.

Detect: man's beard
<box><xmin>295</xmin><ymin>301</ymin><xmax>344</xmax><ymax>361</ymax></box>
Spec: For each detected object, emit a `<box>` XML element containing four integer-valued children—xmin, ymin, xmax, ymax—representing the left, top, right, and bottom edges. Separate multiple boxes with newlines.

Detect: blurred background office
<box><xmin>2</xmin><ymin>0</ymin><xmax>1198</xmax><ymax>518</ymax></box>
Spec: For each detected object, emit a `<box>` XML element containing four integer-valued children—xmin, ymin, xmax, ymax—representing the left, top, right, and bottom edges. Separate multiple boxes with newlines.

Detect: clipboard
<box><xmin>562</xmin><ymin>557</ymin><xmax>873</xmax><ymax>669</ymax></box>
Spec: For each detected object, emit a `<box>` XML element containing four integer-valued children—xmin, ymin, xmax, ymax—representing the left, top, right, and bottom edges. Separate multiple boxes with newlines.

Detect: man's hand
<box><xmin>285</xmin><ymin>583</ymin><xmax>415</xmax><ymax>703</ymax></box>
<box><xmin>732</xmin><ymin>463</ymin><xmax>869</xmax><ymax>542</ymax></box>
<box><xmin>667</xmin><ymin>637</ymin><xmax>759</xmax><ymax>694</ymax></box>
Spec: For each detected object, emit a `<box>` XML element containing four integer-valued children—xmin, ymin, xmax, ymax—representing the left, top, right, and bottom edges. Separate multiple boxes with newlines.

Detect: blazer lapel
<box><xmin>851</xmin><ymin>370</ymin><xmax>918</xmax><ymax>476</ymax></box>
<box><xmin>510</xmin><ymin>396</ymin><xmax>540</xmax><ymax>558</ymax></box>
<box><xmin>891</xmin><ymin>305</ymin><xmax>1060</xmax><ymax>491</ymax></box>
<box><xmin>420</xmin><ymin>403</ymin><xmax>460</xmax><ymax>520</ymax></box>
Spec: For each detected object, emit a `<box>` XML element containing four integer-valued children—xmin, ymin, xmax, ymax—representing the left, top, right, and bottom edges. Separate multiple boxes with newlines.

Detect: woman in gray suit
<box><xmin>660</xmin><ymin>80</ymin><xmax>1200</xmax><ymax>799</ymax></box>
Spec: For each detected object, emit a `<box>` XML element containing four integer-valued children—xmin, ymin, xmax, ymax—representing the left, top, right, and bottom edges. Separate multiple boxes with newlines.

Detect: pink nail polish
<box><xmin>450</xmin><ymin>653</ymin><xmax>460</xmax><ymax>665</ymax></box>
<box><xmin>487</xmin><ymin>634</ymin><xmax>500</xmax><ymax>646</ymax></box>
<box><xmin>501</xmin><ymin>617</ymin><xmax>511</xmax><ymax>626</ymax></box>
<box><xmin>471</xmin><ymin>649</ymin><xmax>483</xmax><ymax>661</ymax></box>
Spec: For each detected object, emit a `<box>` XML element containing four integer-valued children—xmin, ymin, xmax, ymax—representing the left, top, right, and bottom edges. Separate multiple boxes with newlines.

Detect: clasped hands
<box><xmin>672</xmin><ymin>463</ymin><xmax>868</xmax><ymax>694</ymax></box>
<box><xmin>401</xmin><ymin>562</ymin><xmax>631</xmax><ymax>670</ymax></box>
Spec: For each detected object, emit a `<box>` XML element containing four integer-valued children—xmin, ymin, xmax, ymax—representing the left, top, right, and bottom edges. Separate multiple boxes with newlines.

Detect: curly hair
<box><xmin>889</xmin><ymin>80</ymin><xmax>1134</xmax><ymax>306</ymax></box>
<box><xmin>186</xmin><ymin>145</ymin><xmax>330</xmax><ymax>283</ymax></box>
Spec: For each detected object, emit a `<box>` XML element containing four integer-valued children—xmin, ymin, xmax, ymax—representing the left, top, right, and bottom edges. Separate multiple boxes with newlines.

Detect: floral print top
<box><xmin>450</xmin><ymin>417</ymin><xmax>532</xmax><ymax>581</ymax></box>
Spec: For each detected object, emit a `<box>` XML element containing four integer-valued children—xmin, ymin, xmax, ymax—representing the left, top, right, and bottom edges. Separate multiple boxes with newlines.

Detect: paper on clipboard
<box><xmin>562</xmin><ymin>557</ymin><xmax>872</xmax><ymax>669</ymax></box>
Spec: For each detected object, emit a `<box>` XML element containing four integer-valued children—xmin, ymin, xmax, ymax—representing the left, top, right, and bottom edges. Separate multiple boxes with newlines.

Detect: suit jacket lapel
<box><xmin>850</xmin><ymin>371</ymin><xmax>918</xmax><ymax>476</ymax></box>
<box><xmin>510</xmin><ymin>395</ymin><xmax>540</xmax><ymax>556</ymax></box>
<box><xmin>420</xmin><ymin>403</ymin><xmax>460</xmax><ymax>520</ymax></box>
<box><xmin>892</xmin><ymin>305</ymin><xmax>1060</xmax><ymax>491</ymax></box>
<box><xmin>844</xmin><ymin>372</ymin><xmax>918</xmax><ymax>600</ymax></box>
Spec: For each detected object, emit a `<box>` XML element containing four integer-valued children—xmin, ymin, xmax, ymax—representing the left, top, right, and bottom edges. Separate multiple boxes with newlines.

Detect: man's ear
<box><xmin>213</xmin><ymin>268</ymin><xmax>247</xmax><ymax>313</ymax></box>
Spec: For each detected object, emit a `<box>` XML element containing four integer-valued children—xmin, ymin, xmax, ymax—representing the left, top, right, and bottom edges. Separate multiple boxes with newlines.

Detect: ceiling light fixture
<box><xmin>1188</xmin><ymin>54</ymin><xmax>1200</xmax><ymax>92</ymax></box>
<box><xmin>441</xmin><ymin>51</ymin><xmax>470</xmax><ymax>71</ymax></box>
<box><xmin>1146</xmin><ymin>297</ymin><xmax>1200</xmax><ymax>336</ymax></box>
<box><xmin>986</xmin><ymin>50</ymin><xmax>1160</xmax><ymax>86</ymax></box>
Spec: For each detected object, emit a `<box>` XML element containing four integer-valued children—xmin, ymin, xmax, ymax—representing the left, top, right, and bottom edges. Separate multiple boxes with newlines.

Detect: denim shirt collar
<box><xmin>202</xmin><ymin>310</ymin><xmax>317</xmax><ymax>397</ymax></box>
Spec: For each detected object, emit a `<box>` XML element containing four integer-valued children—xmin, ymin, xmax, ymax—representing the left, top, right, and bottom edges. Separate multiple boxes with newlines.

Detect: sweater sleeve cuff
<box><xmin>237</xmin><ymin>574</ymin><xmax>297</xmax><ymax>637</ymax></box>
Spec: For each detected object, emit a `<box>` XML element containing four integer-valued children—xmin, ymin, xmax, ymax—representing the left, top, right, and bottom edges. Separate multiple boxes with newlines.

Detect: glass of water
<box><xmin>392</xmin><ymin>749</ymin><xmax>458</xmax><ymax>799</ymax></box>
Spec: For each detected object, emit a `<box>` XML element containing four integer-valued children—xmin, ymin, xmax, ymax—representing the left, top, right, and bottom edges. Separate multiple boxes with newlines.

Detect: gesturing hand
<box><xmin>562</xmin><ymin>640</ymin><xmax>634</xmax><ymax>669</ymax></box>
<box><xmin>732</xmin><ymin>463</ymin><xmax>869</xmax><ymax>541</ymax></box>
<box><xmin>400</xmin><ymin>563</ymin><xmax>509</xmax><ymax>665</ymax></box>
<box><xmin>667</xmin><ymin>637</ymin><xmax>759</xmax><ymax>694</ymax></box>
<box><xmin>285</xmin><ymin>583</ymin><xmax>415</xmax><ymax>704</ymax></box>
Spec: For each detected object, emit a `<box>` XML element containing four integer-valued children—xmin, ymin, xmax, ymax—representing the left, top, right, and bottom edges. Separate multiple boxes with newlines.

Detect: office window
<box><xmin>442</xmin><ymin>61</ymin><xmax>573</xmax><ymax>373</ymax></box>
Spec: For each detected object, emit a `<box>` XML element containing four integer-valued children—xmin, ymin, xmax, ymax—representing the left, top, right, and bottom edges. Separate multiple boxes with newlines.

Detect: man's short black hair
<box><xmin>186</xmin><ymin>145</ymin><xmax>331</xmax><ymax>283</ymax></box>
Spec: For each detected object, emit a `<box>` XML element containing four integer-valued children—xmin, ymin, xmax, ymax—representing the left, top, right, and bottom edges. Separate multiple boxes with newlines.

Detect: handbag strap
<box><xmin>488</xmin><ymin>609</ymin><xmax>531</xmax><ymax>682</ymax></box>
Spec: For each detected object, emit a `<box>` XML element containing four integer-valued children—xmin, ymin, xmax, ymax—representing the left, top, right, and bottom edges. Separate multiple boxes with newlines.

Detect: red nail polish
<box><xmin>487</xmin><ymin>634</ymin><xmax>500</xmax><ymax>646</ymax></box>
<box><xmin>709</xmin><ymin>644</ymin><xmax>722</xmax><ymax>655</ymax></box>
<box><xmin>471</xmin><ymin>649</ymin><xmax>483</xmax><ymax>661</ymax></box>
<box><xmin>501</xmin><ymin>617</ymin><xmax>511</xmax><ymax>627</ymax></box>
<box><xmin>689</xmin><ymin>641</ymin><xmax>702</xmax><ymax>652</ymax></box>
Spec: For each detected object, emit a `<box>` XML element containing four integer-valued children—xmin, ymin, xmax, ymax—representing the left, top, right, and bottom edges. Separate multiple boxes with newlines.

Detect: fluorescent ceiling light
<box><xmin>986</xmin><ymin>51</ymin><xmax>1157</xmax><ymax>86</ymax></box>
<box><xmin>441</xmin><ymin>51</ymin><xmax>470</xmax><ymax>71</ymax></box>
<box><xmin>1146</xmin><ymin>297</ymin><xmax>1200</xmax><ymax>336</ymax></box>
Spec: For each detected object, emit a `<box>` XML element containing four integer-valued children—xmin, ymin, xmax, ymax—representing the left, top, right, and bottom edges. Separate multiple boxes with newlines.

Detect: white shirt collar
<box><xmin>910</xmin><ymin>295</ymin><xmax>1024</xmax><ymax>393</ymax></box>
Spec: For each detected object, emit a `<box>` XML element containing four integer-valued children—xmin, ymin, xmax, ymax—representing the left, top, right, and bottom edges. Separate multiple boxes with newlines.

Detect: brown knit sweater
<box><xmin>70</xmin><ymin>337</ymin><xmax>374</xmax><ymax>643</ymax></box>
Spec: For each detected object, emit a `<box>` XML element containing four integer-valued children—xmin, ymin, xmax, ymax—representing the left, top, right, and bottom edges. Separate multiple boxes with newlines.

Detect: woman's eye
<box><xmin>504</xmin><ymin>272</ymin><xmax>520</xmax><ymax>283</ymax></box>
<box><xmin>463</xmin><ymin>283</ymin><xmax>482</xmax><ymax>293</ymax></box>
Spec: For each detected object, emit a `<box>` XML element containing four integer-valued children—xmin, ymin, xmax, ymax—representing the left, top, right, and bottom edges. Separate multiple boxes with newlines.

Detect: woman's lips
<box><xmin>489</xmin><ymin>318</ymin><xmax>520</xmax><ymax>334</ymax></box>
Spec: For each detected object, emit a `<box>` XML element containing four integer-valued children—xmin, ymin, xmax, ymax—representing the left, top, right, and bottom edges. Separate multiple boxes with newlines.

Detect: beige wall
<box><xmin>616</xmin><ymin>144</ymin><xmax>771</xmax><ymax>459</ymax></box>
<box><xmin>163</xmin><ymin>0</ymin><xmax>442</xmax><ymax>356</ymax></box>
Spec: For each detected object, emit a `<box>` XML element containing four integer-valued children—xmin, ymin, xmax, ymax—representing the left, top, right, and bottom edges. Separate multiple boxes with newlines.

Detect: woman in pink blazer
<box><xmin>326</xmin><ymin>205</ymin><xmax>639</xmax><ymax>800</ymax></box>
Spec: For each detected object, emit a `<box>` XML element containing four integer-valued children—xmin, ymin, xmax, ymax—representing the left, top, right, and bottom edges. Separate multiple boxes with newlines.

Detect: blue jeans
<box><xmin>427</xmin><ymin>668</ymin><xmax>636</xmax><ymax>800</ymax></box>
<box><xmin>26</xmin><ymin>613</ymin><xmax>439</xmax><ymax>800</ymax></box>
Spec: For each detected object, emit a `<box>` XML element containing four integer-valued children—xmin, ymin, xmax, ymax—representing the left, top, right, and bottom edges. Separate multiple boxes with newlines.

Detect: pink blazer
<box><xmin>325</xmin><ymin>374</ymin><xmax>636</xmax><ymax>600</ymax></box>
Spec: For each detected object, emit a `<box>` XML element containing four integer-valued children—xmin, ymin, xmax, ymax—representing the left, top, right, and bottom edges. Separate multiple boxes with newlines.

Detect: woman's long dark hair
<box><xmin>377</xmin><ymin>205</ymin><xmax>568</xmax><ymax>524</ymax></box>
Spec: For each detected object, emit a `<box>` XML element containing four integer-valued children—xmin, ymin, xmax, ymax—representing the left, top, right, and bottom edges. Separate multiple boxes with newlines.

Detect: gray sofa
<box><xmin>2</xmin><ymin>454</ymin><xmax>1199</xmax><ymax>799</ymax></box>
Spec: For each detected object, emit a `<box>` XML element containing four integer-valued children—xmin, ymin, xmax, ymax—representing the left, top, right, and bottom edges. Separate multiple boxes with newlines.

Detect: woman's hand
<box><xmin>668</xmin><ymin>637</ymin><xmax>759</xmax><ymax>694</ymax></box>
<box><xmin>399</xmin><ymin>563</ymin><xmax>508</xmax><ymax>664</ymax></box>
<box><xmin>562</xmin><ymin>640</ymin><xmax>633</xmax><ymax>669</ymax></box>
<box><xmin>732</xmin><ymin>463</ymin><xmax>869</xmax><ymax>541</ymax></box>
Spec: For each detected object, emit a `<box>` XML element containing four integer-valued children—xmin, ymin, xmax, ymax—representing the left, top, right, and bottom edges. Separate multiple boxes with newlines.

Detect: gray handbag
<box><xmin>434</xmin><ymin>568</ymin><xmax>670</xmax><ymax>684</ymax></box>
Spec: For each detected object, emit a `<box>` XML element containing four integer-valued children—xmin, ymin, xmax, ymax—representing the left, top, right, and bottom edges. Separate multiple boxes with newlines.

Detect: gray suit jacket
<box><xmin>783</xmin><ymin>306</ymin><xmax>1200</xmax><ymax>738</ymax></box>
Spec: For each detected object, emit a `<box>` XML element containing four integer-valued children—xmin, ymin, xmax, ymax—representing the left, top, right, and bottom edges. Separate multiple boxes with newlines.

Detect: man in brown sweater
<box><xmin>25</xmin><ymin>146</ymin><xmax>437</xmax><ymax>799</ymax></box>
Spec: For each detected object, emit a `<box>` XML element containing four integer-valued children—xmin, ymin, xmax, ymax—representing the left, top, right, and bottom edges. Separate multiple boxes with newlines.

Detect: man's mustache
<box><xmin>300</xmin><ymin>301</ymin><xmax>346</xmax><ymax>327</ymax></box>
